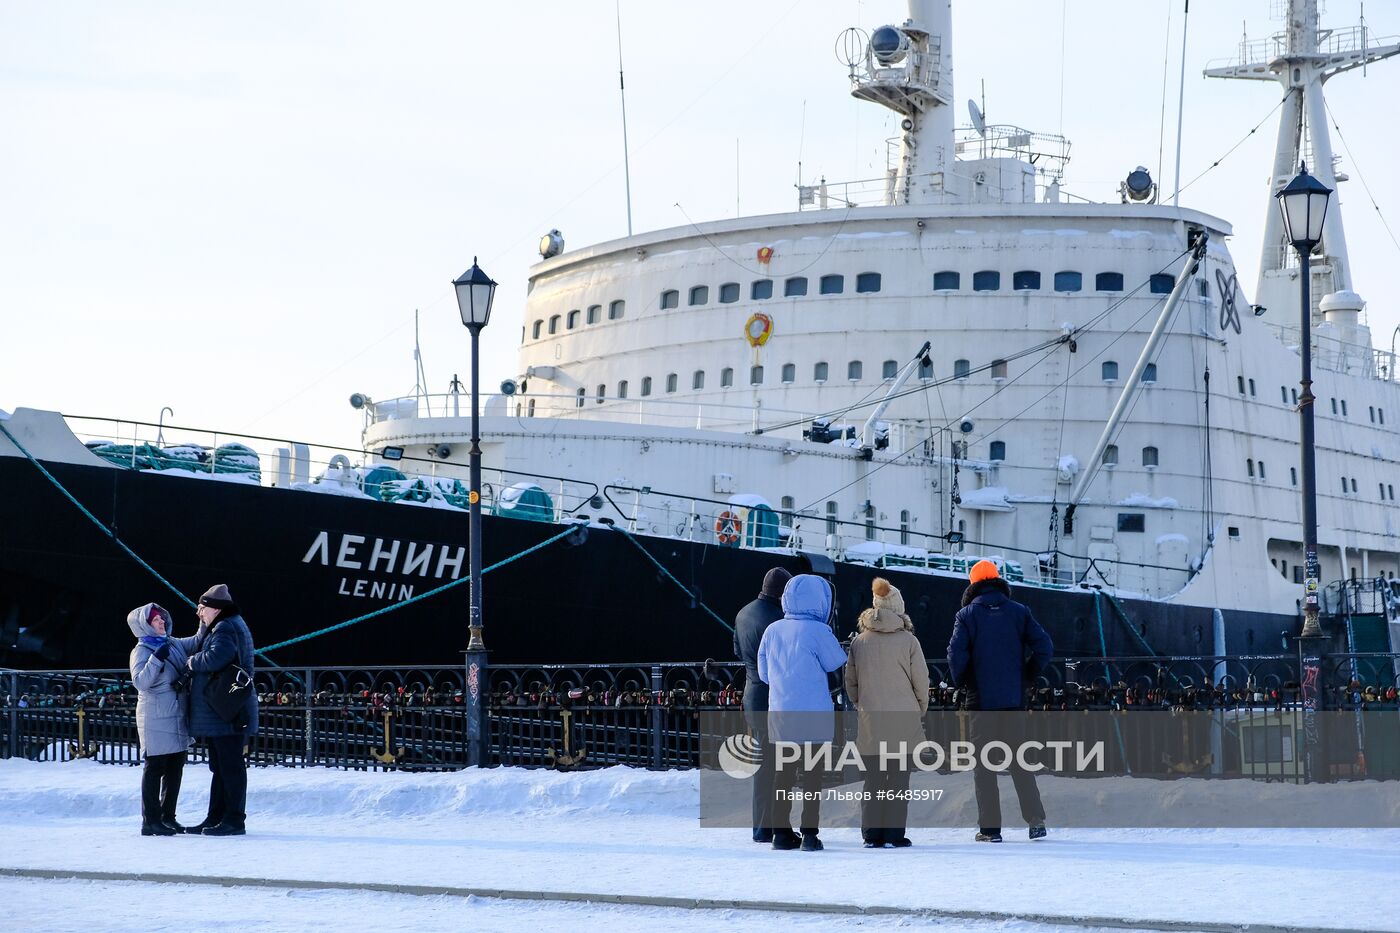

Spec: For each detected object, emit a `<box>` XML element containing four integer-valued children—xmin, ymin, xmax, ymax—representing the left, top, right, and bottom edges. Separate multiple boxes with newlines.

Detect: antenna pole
<box><xmin>1172</xmin><ymin>0</ymin><xmax>1190</xmax><ymax>207</ymax></box>
<box><xmin>616</xmin><ymin>1</ymin><xmax>633</xmax><ymax>236</ymax></box>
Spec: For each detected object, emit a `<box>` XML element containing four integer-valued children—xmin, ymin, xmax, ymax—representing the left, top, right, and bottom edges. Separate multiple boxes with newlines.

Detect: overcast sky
<box><xmin>3</xmin><ymin>0</ymin><xmax>1397</xmax><ymax>453</ymax></box>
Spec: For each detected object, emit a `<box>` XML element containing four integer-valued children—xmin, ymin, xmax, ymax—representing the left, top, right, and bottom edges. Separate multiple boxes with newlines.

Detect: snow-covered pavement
<box><xmin>1</xmin><ymin>759</ymin><xmax>1396</xmax><ymax>932</ymax></box>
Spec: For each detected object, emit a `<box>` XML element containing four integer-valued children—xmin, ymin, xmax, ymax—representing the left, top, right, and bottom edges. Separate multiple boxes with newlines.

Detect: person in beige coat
<box><xmin>844</xmin><ymin>577</ymin><xmax>930</xmax><ymax>847</ymax></box>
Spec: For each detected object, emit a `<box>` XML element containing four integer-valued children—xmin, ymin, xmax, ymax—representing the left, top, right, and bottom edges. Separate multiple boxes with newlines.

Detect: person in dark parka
<box><xmin>732</xmin><ymin>566</ymin><xmax>791</xmax><ymax>843</ymax></box>
<box><xmin>173</xmin><ymin>583</ymin><xmax>259</xmax><ymax>836</ymax></box>
<box><xmin>127</xmin><ymin>602</ymin><xmax>191</xmax><ymax>836</ymax></box>
<box><xmin>947</xmin><ymin>560</ymin><xmax>1053</xmax><ymax>842</ymax></box>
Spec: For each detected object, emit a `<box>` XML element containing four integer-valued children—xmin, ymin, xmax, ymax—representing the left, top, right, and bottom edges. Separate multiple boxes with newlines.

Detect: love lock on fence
<box><xmin>371</xmin><ymin>709</ymin><xmax>405</xmax><ymax>765</ymax></box>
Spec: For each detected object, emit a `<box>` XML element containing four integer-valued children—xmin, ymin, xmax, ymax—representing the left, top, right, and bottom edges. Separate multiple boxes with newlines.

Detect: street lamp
<box><xmin>1276</xmin><ymin>164</ymin><xmax>1332</xmax><ymax>639</ymax></box>
<box><xmin>452</xmin><ymin>256</ymin><xmax>497</xmax><ymax>765</ymax></box>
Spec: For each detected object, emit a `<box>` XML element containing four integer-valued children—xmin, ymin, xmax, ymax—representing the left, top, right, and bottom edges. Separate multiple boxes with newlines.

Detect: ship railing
<box><xmin>373</xmin><ymin>389</ymin><xmax>847</xmax><ymax>435</ymax></box>
<box><xmin>1206</xmin><ymin>25</ymin><xmax>1400</xmax><ymax>72</ymax></box>
<box><xmin>795</xmin><ymin>165</ymin><xmax>1070</xmax><ymax>212</ymax></box>
<box><xmin>1258</xmin><ymin>322</ymin><xmax>1390</xmax><ymax>380</ymax></box>
<box><xmin>5</xmin><ymin>655</ymin><xmax>1396</xmax><ymax>779</ymax></box>
<box><xmin>600</xmin><ymin>483</ymin><xmax>1195</xmax><ymax>599</ymax></box>
<box><xmin>60</xmin><ymin>414</ymin><xmax>614</xmax><ymax>520</ymax></box>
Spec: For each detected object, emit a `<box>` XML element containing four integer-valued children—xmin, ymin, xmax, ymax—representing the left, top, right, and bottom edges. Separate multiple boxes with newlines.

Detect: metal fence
<box><xmin>4</xmin><ymin>653</ymin><xmax>1398</xmax><ymax>780</ymax></box>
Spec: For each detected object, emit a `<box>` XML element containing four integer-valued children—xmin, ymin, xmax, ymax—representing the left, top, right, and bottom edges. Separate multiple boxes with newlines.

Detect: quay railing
<box><xmin>4</xmin><ymin>653</ymin><xmax>1397</xmax><ymax>781</ymax></box>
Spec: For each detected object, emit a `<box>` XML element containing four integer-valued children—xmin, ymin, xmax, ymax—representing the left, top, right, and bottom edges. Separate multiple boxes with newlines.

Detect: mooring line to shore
<box><xmin>0</xmin><ymin>867</ymin><xmax>1367</xmax><ymax>933</ymax></box>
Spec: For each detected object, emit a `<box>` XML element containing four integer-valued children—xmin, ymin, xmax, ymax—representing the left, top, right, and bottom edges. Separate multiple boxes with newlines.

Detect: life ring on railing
<box><xmin>714</xmin><ymin>509</ymin><xmax>743</xmax><ymax>545</ymax></box>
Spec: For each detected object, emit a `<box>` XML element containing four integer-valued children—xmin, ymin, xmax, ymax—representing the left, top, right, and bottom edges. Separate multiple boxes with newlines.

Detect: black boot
<box><xmin>799</xmin><ymin>833</ymin><xmax>824</xmax><ymax>852</ymax></box>
<box><xmin>771</xmin><ymin>829</ymin><xmax>801</xmax><ymax>850</ymax></box>
<box><xmin>202</xmin><ymin>822</ymin><xmax>246</xmax><ymax>836</ymax></box>
<box><xmin>141</xmin><ymin>823</ymin><xmax>176</xmax><ymax>837</ymax></box>
<box><xmin>1029</xmin><ymin>824</ymin><xmax>1047</xmax><ymax>840</ymax></box>
<box><xmin>162</xmin><ymin>819</ymin><xmax>187</xmax><ymax>834</ymax></box>
<box><xmin>974</xmin><ymin>830</ymin><xmax>1003</xmax><ymax>843</ymax></box>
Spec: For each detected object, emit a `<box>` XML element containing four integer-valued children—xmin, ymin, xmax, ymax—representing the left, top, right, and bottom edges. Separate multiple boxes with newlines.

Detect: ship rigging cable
<box><xmin>796</xmin><ymin>249</ymin><xmax>1194</xmax><ymax>515</ymax></box>
<box><xmin>1323</xmin><ymin>97</ymin><xmax>1400</xmax><ymax>257</ymax></box>
<box><xmin>1165</xmin><ymin>92</ymin><xmax>1289</xmax><ymax>203</ymax></box>
<box><xmin>760</xmin><ymin>251</ymin><xmax>1192</xmax><ymax>439</ymax></box>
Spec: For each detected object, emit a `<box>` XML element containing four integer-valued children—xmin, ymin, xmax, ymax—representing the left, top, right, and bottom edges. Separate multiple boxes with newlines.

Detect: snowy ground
<box><xmin>1</xmin><ymin>759</ymin><xmax>1396</xmax><ymax>933</ymax></box>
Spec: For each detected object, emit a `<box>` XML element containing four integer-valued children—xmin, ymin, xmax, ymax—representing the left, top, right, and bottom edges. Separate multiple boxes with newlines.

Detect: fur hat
<box><xmin>871</xmin><ymin>577</ymin><xmax>905</xmax><ymax>615</ymax></box>
<box><xmin>198</xmin><ymin>583</ymin><xmax>234</xmax><ymax>608</ymax></box>
<box><xmin>761</xmin><ymin>567</ymin><xmax>792</xmax><ymax>599</ymax></box>
<box><xmin>968</xmin><ymin>560</ymin><xmax>1000</xmax><ymax>584</ymax></box>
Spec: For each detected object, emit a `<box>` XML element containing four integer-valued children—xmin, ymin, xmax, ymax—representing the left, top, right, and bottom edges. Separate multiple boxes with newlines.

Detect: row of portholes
<box><xmin>569</xmin><ymin>356</ymin><xmax>1154</xmax><ymax>405</ymax></box>
<box><xmin>527</xmin><ymin>268</ymin><xmax>1185</xmax><ymax>341</ymax></box>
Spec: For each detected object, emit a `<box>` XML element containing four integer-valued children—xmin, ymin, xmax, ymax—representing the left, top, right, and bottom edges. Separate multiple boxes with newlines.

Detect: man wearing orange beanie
<box><xmin>948</xmin><ymin>559</ymin><xmax>1053</xmax><ymax>843</ymax></box>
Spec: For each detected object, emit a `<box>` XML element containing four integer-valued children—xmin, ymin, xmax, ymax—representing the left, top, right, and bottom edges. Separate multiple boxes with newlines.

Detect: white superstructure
<box><xmin>363</xmin><ymin>0</ymin><xmax>1400</xmax><ymax>624</ymax></box>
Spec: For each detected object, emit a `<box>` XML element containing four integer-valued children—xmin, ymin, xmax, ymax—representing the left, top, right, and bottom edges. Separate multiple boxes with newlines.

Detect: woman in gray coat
<box><xmin>127</xmin><ymin>602</ymin><xmax>191</xmax><ymax>836</ymax></box>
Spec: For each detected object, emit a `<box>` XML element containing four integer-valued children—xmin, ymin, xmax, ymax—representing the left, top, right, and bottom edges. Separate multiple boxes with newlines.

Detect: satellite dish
<box><xmin>968</xmin><ymin>100</ymin><xmax>987</xmax><ymax>137</ymax></box>
<box><xmin>835</xmin><ymin>27</ymin><xmax>867</xmax><ymax>68</ymax></box>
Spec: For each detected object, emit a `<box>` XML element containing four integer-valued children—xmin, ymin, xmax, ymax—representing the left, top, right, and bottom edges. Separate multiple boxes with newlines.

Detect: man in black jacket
<box><xmin>948</xmin><ymin>560</ymin><xmax>1053</xmax><ymax>843</ymax></box>
<box><xmin>732</xmin><ymin>566</ymin><xmax>791</xmax><ymax>842</ymax></box>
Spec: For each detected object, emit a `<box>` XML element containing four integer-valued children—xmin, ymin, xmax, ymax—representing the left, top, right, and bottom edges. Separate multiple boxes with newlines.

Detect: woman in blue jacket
<box><xmin>757</xmin><ymin>574</ymin><xmax>847</xmax><ymax>851</ymax></box>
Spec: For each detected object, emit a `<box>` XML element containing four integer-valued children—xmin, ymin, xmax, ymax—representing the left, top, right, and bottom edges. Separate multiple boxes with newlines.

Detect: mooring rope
<box><xmin>608</xmin><ymin>525</ymin><xmax>735</xmax><ymax>634</ymax></box>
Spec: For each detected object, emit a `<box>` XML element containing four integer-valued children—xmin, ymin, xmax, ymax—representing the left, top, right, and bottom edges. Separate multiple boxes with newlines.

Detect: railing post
<box><xmin>304</xmin><ymin>667</ymin><xmax>314</xmax><ymax>767</ymax></box>
<box><xmin>650</xmin><ymin>664</ymin><xmax>663</xmax><ymax>770</ymax></box>
<box><xmin>6</xmin><ymin>671</ymin><xmax>17</xmax><ymax>760</ymax></box>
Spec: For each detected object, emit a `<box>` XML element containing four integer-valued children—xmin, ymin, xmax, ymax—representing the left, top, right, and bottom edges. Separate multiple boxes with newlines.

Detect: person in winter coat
<box><xmin>127</xmin><ymin>602</ymin><xmax>191</xmax><ymax>836</ymax></box>
<box><xmin>757</xmin><ymin>573</ymin><xmax>847</xmax><ymax>852</ymax></box>
<box><xmin>732</xmin><ymin>566</ymin><xmax>791</xmax><ymax>843</ymax></box>
<box><xmin>844</xmin><ymin>578</ymin><xmax>930</xmax><ymax>848</ymax></box>
<box><xmin>947</xmin><ymin>559</ymin><xmax>1054</xmax><ymax>843</ymax></box>
<box><xmin>173</xmin><ymin>584</ymin><xmax>259</xmax><ymax>836</ymax></box>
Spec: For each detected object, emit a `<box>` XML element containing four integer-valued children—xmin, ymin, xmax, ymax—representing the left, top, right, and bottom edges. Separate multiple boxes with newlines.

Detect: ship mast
<box><xmin>1205</xmin><ymin>0</ymin><xmax>1399</xmax><ymax>309</ymax></box>
<box><xmin>844</xmin><ymin>0</ymin><xmax>954</xmax><ymax>205</ymax></box>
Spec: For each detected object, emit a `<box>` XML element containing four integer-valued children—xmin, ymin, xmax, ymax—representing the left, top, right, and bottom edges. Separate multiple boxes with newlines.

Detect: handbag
<box><xmin>204</xmin><ymin>661</ymin><xmax>253</xmax><ymax>724</ymax></box>
<box><xmin>200</xmin><ymin>622</ymin><xmax>253</xmax><ymax>724</ymax></box>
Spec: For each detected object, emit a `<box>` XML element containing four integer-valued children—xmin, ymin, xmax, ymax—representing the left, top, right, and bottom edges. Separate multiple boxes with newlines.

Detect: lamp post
<box><xmin>452</xmin><ymin>256</ymin><xmax>497</xmax><ymax>766</ymax></box>
<box><xmin>1276</xmin><ymin>164</ymin><xmax>1333</xmax><ymax>639</ymax></box>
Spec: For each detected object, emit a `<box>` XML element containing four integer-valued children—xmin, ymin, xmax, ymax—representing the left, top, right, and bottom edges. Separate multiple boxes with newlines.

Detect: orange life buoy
<box><xmin>714</xmin><ymin>509</ymin><xmax>743</xmax><ymax>545</ymax></box>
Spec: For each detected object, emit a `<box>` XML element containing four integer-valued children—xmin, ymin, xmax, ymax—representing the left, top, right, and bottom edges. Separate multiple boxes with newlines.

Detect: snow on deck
<box><xmin>0</xmin><ymin>760</ymin><xmax>1395</xmax><ymax>932</ymax></box>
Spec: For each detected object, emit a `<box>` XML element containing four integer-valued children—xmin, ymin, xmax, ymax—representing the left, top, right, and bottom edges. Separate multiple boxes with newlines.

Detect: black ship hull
<box><xmin>1</xmin><ymin>458</ymin><xmax>1297</xmax><ymax>669</ymax></box>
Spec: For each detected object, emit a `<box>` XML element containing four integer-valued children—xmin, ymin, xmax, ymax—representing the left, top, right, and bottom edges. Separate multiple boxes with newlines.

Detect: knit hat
<box><xmin>968</xmin><ymin>560</ymin><xmax>1000</xmax><ymax>584</ymax></box>
<box><xmin>870</xmin><ymin>577</ymin><xmax>905</xmax><ymax>615</ymax></box>
<box><xmin>760</xmin><ymin>567</ymin><xmax>792</xmax><ymax>599</ymax></box>
<box><xmin>198</xmin><ymin>583</ymin><xmax>234</xmax><ymax>608</ymax></box>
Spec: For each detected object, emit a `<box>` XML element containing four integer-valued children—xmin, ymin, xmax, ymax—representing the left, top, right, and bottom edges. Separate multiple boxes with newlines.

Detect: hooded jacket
<box><xmin>175</xmin><ymin>611</ymin><xmax>260</xmax><ymax>738</ymax></box>
<box><xmin>126</xmin><ymin>603</ymin><xmax>192</xmax><ymax>757</ymax></box>
<box><xmin>844</xmin><ymin>601</ymin><xmax>930</xmax><ymax>756</ymax></box>
<box><xmin>947</xmin><ymin>578</ymin><xmax>1053</xmax><ymax>711</ymax></box>
<box><xmin>756</xmin><ymin>575</ymin><xmax>847</xmax><ymax>744</ymax></box>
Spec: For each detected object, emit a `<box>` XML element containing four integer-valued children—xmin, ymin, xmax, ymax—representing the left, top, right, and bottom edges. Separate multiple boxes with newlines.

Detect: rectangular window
<box><xmin>1290</xmin><ymin>466</ymin><xmax>1297</xmax><ymax>486</ymax></box>
<box><xmin>692</xmin><ymin>370</ymin><xmax>705</xmax><ymax>389</ymax></box>
<box><xmin>1142</xmin><ymin>363</ymin><xmax>1157</xmax><ymax>383</ymax></box>
<box><xmin>548</xmin><ymin>315</ymin><xmax>560</xmax><ymax>334</ymax></box>
<box><xmin>1053</xmin><ymin>271</ymin><xmax>1082</xmax><ymax>292</ymax></box>
<box><xmin>1150</xmin><ymin>273</ymin><xmax>1175</xmax><ymax>294</ymax></box>
<box><xmin>1283</xmin><ymin>387</ymin><xmax>1290</xmax><ymax>404</ymax></box>
<box><xmin>826</xmin><ymin>501</ymin><xmax>838</xmax><ymax>535</ymax></box>
<box><xmin>882</xmin><ymin>360</ymin><xmax>898</xmax><ymax>380</ymax></box>
<box><xmin>991</xmin><ymin>359</ymin><xmax>1007</xmax><ymax>380</ymax></box>
<box><xmin>666</xmin><ymin>373</ymin><xmax>678</xmax><ymax>393</ymax></box>
<box><xmin>855</xmin><ymin>272</ymin><xmax>881</xmax><ymax>293</ymax></box>
<box><xmin>718</xmin><ymin>283</ymin><xmax>740</xmax><ymax>303</ymax></box>
<box><xmin>933</xmin><ymin>271</ymin><xmax>960</xmax><ymax>291</ymax></box>
<box><xmin>688</xmin><ymin>286</ymin><xmax>708</xmax><ymax>306</ymax></box>
<box><xmin>531</xmin><ymin>320</ymin><xmax>543</xmax><ymax>339</ymax></box>
<box><xmin>608</xmin><ymin>300</ymin><xmax>625</xmax><ymax>320</ymax></box>
<box><xmin>1293</xmin><ymin>566</ymin><xmax>1305</xmax><ymax>584</ymax></box>
<box><xmin>1248</xmin><ymin>378</ymin><xmax>1256</xmax><ymax>397</ymax></box>
<box><xmin>567</xmin><ymin>309</ymin><xmax>580</xmax><ymax>329</ymax></box>
<box><xmin>751</xmin><ymin>279</ymin><xmax>773</xmax><ymax>300</ymax></box>
<box><xmin>720</xmin><ymin>367</ymin><xmax>734</xmax><ymax>387</ymax></box>
<box><xmin>640</xmin><ymin>376</ymin><xmax>652</xmax><ymax>397</ymax></box>
<box><xmin>660</xmin><ymin>290</ymin><xmax>679</xmax><ymax>309</ymax></box>
<box><xmin>781</xmin><ymin>363</ymin><xmax>795</xmax><ymax>383</ymax></box>
<box><xmin>972</xmin><ymin>270</ymin><xmax>1000</xmax><ymax>291</ymax></box>
<box><xmin>1095</xmin><ymin>272</ymin><xmax>1124</xmax><ymax>292</ymax></box>
<box><xmin>1012</xmin><ymin>270</ymin><xmax>1041</xmax><ymax>290</ymax></box>
<box><xmin>814</xmin><ymin>361</ymin><xmax>829</xmax><ymax>382</ymax></box>
<box><xmin>1341</xmin><ymin>399</ymin><xmax>1348</xmax><ymax>417</ymax></box>
<box><xmin>819</xmin><ymin>274</ymin><xmax>844</xmax><ymax>295</ymax></box>
<box><xmin>784</xmin><ymin>277</ymin><xmax>807</xmax><ymax>297</ymax></box>
<box><xmin>1117</xmin><ymin>513</ymin><xmax>1145</xmax><ymax>533</ymax></box>
<box><xmin>587</xmin><ymin>305</ymin><xmax>601</xmax><ymax>324</ymax></box>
